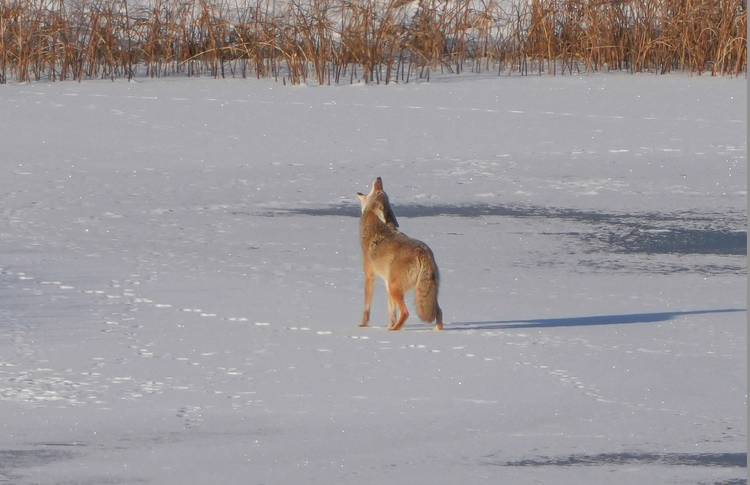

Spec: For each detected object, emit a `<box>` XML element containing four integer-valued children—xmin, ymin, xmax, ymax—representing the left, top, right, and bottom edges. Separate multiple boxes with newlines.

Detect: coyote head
<box><xmin>357</xmin><ymin>177</ymin><xmax>399</xmax><ymax>229</ymax></box>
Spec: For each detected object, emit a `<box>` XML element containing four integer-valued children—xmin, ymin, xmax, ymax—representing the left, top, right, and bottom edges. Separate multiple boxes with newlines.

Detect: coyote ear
<box><xmin>357</xmin><ymin>192</ymin><xmax>367</xmax><ymax>213</ymax></box>
<box><xmin>384</xmin><ymin>202</ymin><xmax>399</xmax><ymax>228</ymax></box>
<box><xmin>380</xmin><ymin>193</ymin><xmax>399</xmax><ymax>228</ymax></box>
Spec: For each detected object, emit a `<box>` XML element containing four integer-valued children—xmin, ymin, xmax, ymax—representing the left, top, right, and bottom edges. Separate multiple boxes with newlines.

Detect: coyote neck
<box><xmin>360</xmin><ymin>211</ymin><xmax>394</xmax><ymax>248</ymax></box>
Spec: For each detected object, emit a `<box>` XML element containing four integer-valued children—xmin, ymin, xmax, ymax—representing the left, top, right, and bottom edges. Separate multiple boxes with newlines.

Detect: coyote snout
<box><xmin>357</xmin><ymin>177</ymin><xmax>443</xmax><ymax>331</ymax></box>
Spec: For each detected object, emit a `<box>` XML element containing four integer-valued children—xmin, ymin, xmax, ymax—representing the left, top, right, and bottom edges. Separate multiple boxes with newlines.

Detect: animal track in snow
<box><xmin>176</xmin><ymin>405</ymin><xmax>204</xmax><ymax>429</ymax></box>
<box><xmin>4</xmin><ymin>267</ymin><xmax>697</xmax><ymax>419</ymax></box>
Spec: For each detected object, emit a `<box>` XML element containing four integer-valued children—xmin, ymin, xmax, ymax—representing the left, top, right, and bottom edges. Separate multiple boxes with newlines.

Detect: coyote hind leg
<box><xmin>388</xmin><ymin>289</ymin><xmax>409</xmax><ymax>331</ymax></box>
<box><xmin>433</xmin><ymin>305</ymin><xmax>443</xmax><ymax>331</ymax></box>
<box><xmin>385</xmin><ymin>282</ymin><xmax>398</xmax><ymax>329</ymax></box>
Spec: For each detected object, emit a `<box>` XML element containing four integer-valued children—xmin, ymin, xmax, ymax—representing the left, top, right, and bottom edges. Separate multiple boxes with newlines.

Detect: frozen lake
<box><xmin>0</xmin><ymin>72</ymin><xmax>746</xmax><ymax>484</ymax></box>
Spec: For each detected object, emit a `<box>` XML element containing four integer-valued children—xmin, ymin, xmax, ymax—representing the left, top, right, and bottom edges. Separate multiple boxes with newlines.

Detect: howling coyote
<box><xmin>357</xmin><ymin>177</ymin><xmax>443</xmax><ymax>331</ymax></box>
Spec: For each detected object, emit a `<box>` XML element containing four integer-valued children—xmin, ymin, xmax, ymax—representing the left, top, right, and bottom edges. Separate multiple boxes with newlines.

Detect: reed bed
<box><xmin>0</xmin><ymin>0</ymin><xmax>746</xmax><ymax>84</ymax></box>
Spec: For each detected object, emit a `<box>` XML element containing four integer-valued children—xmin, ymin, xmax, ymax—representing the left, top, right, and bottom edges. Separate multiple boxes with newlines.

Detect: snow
<box><xmin>0</xmin><ymin>72</ymin><xmax>746</xmax><ymax>484</ymax></box>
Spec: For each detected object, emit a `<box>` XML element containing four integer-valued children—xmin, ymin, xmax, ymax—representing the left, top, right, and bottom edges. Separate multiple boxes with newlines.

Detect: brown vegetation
<box><xmin>0</xmin><ymin>0</ymin><xmax>746</xmax><ymax>84</ymax></box>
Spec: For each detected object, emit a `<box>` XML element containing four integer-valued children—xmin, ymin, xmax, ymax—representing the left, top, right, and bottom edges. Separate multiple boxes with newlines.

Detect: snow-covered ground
<box><xmin>0</xmin><ymin>73</ymin><xmax>746</xmax><ymax>484</ymax></box>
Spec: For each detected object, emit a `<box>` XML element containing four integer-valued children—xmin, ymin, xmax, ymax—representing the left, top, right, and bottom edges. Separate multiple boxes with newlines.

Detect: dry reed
<box><xmin>0</xmin><ymin>0</ymin><xmax>746</xmax><ymax>84</ymax></box>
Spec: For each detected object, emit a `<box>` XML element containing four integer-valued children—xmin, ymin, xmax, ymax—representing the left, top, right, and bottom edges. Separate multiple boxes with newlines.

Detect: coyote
<box><xmin>357</xmin><ymin>177</ymin><xmax>443</xmax><ymax>331</ymax></box>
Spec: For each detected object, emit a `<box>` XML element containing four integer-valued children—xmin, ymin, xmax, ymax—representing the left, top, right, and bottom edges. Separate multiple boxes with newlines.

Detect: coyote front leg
<box><xmin>359</xmin><ymin>270</ymin><xmax>375</xmax><ymax>327</ymax></box>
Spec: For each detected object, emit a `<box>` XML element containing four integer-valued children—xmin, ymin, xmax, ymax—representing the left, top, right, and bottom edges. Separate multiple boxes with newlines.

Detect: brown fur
<box><xmin>357</xmin><ymin>177</ymin><xmax>443</xmax><ymax>331</ymax></box>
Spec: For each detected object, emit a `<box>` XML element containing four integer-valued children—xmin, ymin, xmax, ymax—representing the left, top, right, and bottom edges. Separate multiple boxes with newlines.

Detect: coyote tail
<box><xmin>415</xmin><ymin>249</ymin><xmax>440</xmax><ymax>322</ymax></box>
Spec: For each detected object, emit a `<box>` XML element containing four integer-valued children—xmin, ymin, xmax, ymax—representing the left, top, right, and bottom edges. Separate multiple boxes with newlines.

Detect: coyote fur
<box><xmin>357</xmin><ymin>177</ymin><xmax>443</xmax><ymax>331</ymax></box>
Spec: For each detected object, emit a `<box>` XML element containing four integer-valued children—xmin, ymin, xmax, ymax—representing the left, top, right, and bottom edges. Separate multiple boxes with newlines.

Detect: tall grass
<box><xmin>0</xmin><ymin>0</ymin><xmax>746</xmax><ymax>84</ymax></box>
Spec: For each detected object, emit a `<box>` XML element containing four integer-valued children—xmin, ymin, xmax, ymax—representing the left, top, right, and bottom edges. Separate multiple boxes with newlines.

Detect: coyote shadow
<box><xmin>448</xmin><ymin>308</ymin><xmax>746</xmax><ymax>331</ymax></box>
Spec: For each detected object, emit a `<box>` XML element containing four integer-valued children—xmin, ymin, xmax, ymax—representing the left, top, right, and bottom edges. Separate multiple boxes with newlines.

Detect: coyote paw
<box><xmin>358</xmin><ymin>321</ymin><xmax>369</xmax><ymax>327</ymax></box>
